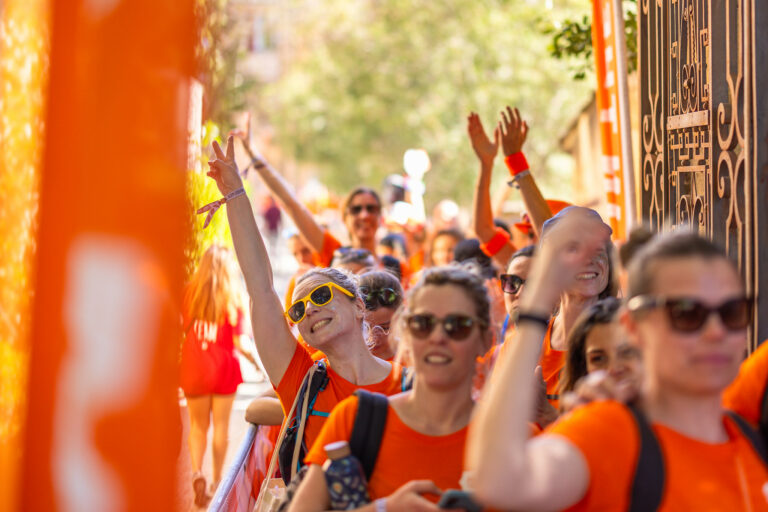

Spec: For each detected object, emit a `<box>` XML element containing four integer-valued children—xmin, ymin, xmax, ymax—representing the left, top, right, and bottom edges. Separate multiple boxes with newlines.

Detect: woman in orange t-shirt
<box><xmin>288</xmin><ymin>267</ymin><xmax>494</xmax><ymax>511</ymax></box>
<box><xmin>468</xmin><ymin>212</ymin><xmax>768</xmax><ymax>511</ymax></box>
<box><xmin>206</xmin><ymin>137</ymin><xmax>404</xmax><ymax>459</ymax></box>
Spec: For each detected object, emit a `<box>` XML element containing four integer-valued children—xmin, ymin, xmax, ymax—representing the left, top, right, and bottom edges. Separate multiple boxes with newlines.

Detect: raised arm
<box><xmin>499</xmin><ymin>107</ymin><xmax>552</xmax><ymax>238</ymax></box>
<box><xmin>467</xmin><ymin>210</ymin><xmax>611</xmax><ymax>510</ymax></box>
<box><xmin>235</xmin><ymin>133</ymin><xmax>326</xmax><ymax>252</ymax></box>
<box><xmin>467</xmin><ymin>112</ymin><xmax>516</xmax><ymax>266</ymax></box>
<box><xmin>207</xmin><ymin>136</ymin><xmax>298</xmax><ymax>385</ymax></box>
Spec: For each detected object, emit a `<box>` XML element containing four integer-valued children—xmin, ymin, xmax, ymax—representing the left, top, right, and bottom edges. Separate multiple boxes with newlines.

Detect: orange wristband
<box><xmin>480</xmin><ymin>228</ymin><xmax>511</xmax><ymax>257</ymax></box>
<box><xmin>504</xmin><ymin>152</ymin><xmax>529</xmax><ymax>176</ymax></box>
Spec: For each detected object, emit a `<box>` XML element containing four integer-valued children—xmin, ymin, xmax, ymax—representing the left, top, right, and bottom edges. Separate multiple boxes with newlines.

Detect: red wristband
<box><xmin>479</xmin><ymin>227</ymin><xmax>511</xmax><ymax>257</ymax></box>
<box><xmin>504</xmin><ymin>152</ymin><xmax>529</xmax><ymax>176</ymax></box>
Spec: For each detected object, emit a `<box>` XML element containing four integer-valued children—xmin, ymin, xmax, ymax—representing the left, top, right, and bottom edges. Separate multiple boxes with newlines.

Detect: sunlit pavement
<box><xmin>178</xmin><ymin>226</ymin><xmax>297</xmax><ymax>510</ymax></box>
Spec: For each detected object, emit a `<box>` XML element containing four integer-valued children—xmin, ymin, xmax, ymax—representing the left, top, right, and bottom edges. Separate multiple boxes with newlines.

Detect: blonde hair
<box><xmin>183</xmin><ymin>245</ymin><xmax>246</xmax><ymax>328</ymax></box>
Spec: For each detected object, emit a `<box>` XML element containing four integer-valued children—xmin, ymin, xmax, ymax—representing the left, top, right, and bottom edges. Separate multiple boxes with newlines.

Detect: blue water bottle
<box><xmin>322</xmin><ymin>441</ymin><xmax>370</xmax><ymax>510</ymax></box>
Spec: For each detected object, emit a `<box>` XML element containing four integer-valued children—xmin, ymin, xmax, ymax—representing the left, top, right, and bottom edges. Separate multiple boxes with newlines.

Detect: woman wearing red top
<box><xmin>180</xmin><ymin>244</ymin><xmax>258</xmax><ymax>506</ymax></box>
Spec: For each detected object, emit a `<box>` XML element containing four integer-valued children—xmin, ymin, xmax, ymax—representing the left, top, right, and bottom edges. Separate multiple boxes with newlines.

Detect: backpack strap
<box><xmin>627</xmin><ymin>403</ymin><xmax>665</xmax><ymax>512</ymax></box>
<box><xmin>350</xmin><ymin>390</ymin><xmax>389</xmax><ymax>480</ymax></box>
<box><xmin>726</xmin><ymin>410</ymin><xmax>768</xmax><ymax>467</ymax></box>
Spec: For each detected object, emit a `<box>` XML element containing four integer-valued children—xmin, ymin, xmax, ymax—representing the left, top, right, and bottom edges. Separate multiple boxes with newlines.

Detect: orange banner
<box><xmin>592</xmin><ymin>0</ymin><xmax>629</xmax><ymax>240</ymax></box>
<box><xmin>21</xmin><ymin>1</ymin><xmax>194</xmax><ymax>510</ymax></box>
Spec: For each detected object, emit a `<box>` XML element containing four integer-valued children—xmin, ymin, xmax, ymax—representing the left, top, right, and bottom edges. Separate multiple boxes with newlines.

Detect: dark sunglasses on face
<box><xmin>500</xmin><ymin>274</ymin><xmax>525</xmax><ymax>294</ymax></box>
<box><xmin>285</xmin><ymin>282</ymin><xmax>354</xmax><ymax>323</ymax></box>
<box><xmin>405</xmin><ymin>313</ymin><xmax>485</xmax><ymax>341</ymax></box>
<box><xmin>627</xmin><ymin>295</ymin><xmax>753</xmax><ymax>333</ymax></box>
<box><xmin>359</xmin><ymin>287</ymin><xmax>399</xmax><ymax>310</ymax></box>
<box><xmin>348</xmin><ymin>204</ymin><xmax>380</xmax><ymax>216</ymax></box>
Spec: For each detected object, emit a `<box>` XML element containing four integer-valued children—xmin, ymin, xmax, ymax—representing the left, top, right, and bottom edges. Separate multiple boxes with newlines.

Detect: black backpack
<box><xmin>277</xmin><ymin>362</ymin><xmax>411</xmax><ymax>483</ymax></box>
<box><xmin>627</xmin><ymin>403</ymin><xmax>768</xmax><ymax>511</ymax></box>
<box><xmin>274</xmin><ymin>390</ymin><xmax>390</xmax><ymax>512</ymax></box>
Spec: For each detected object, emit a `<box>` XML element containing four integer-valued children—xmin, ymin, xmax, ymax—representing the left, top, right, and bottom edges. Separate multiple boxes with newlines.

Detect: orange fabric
<box><xmin>539</xmin><ymin>320</ymin><xmax>564</xmax><ymax>409</ymax></box>
<box><xmin>275</xmin><ymin>345</ymin><xmax>404</xmax><ymax>449</ymax></box>
<box><xmin>305</xmin><ymin>396</ymin><xmax>468</xmax><ymax>503</ymax></box>
<box><xmin>311</xmin><ymin>230</ymin><xmax>343</xmax><ymax>268</ymax></box>
<box><xmin>549</xmin><ymin>401</ymin><xmax>768</xmax><ymax>511</ymax></box>
<box><xmin>310</xmin><ymin>349</ymin><xmax>327</xmax><ymax>361</ymax></box>
<box><xmin>723</xmin><ymin>340</ymin><xmax>768</xmax><ymax>425</ymax></box>
<box><xmin>408</xmin><ymin>248</ymin><xmax>425</xmax><ymax>275</ymax></box>
<box><xmin>21</xmin><ymin>2</ymin><xmax>193</xmax><ymax>509</ymax></box>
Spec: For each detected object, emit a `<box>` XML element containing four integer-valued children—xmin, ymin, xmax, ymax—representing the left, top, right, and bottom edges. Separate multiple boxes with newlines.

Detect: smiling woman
<box><xmin>204</xmin><ymin>138</ymin><xmax>407</xmax><ymax>482</ymax></box>
<box><xmin>287</xmin><ymin>267</ymin><xmax>493</xmax><ymax>511</ymax></box>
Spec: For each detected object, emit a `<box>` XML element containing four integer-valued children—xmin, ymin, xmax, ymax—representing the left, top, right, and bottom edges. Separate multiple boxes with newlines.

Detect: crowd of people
<box><xmin>178</xmin><ymin>107</ymin><xmax>768</xmax><ymax>511</ymax></box>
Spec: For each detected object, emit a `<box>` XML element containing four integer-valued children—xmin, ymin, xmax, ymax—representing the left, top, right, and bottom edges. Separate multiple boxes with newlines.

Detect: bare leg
<box><xmin>186</xmin><ymin>394</ymin><xmax>212</xmax><ymax>473</ymax></box>
<box><xmin>211</xmin><ymin>393</ymin><xmax>236</xmax><ymax>490</ymax></box>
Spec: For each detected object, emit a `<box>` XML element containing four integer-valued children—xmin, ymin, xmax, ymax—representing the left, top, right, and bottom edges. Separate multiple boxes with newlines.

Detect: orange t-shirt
<box><xmin>548</xmin><ymin>400</ymin><xmax>768</xmax><ymax>511</ymax></box>
<box><xmin>305</xmin><ymin>395</ymin><xmax>468</xmax><ymax>503</ymax></box>
<box><xmin>538</xmin><ymin>320</ymin><xmax>563</xmax><ymax>409</ymax></box>
<box><xmin>274</xmin><ymin>345</ymin><xmax>405</xmax><ymax>449</ymax></box>
<box><xmin>723</xmin><ymin>340</ymin><xmax>768</xmax><ymax>425</ymax></box>
<box><xmin>312</xmin><ymin>230</ymin><xmax>344</xmax><ymax>268</ymax></box>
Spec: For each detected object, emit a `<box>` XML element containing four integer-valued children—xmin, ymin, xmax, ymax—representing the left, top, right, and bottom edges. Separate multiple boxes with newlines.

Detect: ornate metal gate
<box><xmin>639</xmin><ymin>0</ymin><xmax>768</xmax><ymax>348</ymax></box>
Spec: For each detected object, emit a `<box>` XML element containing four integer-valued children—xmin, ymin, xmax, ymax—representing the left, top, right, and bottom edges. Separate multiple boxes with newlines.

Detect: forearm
<box><xmin>468</xmin><ymin>322</ymin><xmax>545</xmax><ymax>477</ymax></box>
<box><xmin>254</xmin><ymin>163</ymin><xmax>325</xmax><ymax>251</ymax></box>
<box><xmin>226</xmin><ymin>193</ymin><xmax>296</xmax><ymax>381</ymax></box>
<box><xmin>516</xmin><ymin>175</ymin><xmax>552</xmax><ymax>239</ymax></box>
<box><xmin>472</xmin><ymin>163</ymin><xmax>496</xmax><ymax>241</ymax></box>
<box><xmin>244</xmin><ymin>397</ymin><xmax>284</xmax><ymax>425</ymax></box>
<box><xmin>226</xmin><ymin>193</ymin><xmax>275</xmax><ymax>296</ymax></box>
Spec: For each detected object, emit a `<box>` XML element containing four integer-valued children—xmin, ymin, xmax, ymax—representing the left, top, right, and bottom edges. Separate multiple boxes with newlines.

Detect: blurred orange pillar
<box><xmin>20</xmin><ymin>0</ymin><xmax>194</xmax><ymax>510</ymax></box>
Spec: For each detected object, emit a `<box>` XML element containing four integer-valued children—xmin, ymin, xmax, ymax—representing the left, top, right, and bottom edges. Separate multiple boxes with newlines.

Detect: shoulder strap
<box><xmin>289</xmin><ymin>361</ymin><xmax>329</xmax><ymax>478</ymax></box>
<box><xmin>350</xmin><ymin>390</ymin><xmax>389</xmax><ymax>480</ymax></box>
<box><xmin>400</xmin><ymin>366</ymin><xmax>412</xmax><ymax>392</ymax></box>
<box><xmin>628</xmin><ymin>403</ymin><xmax>665</xmax><ymax>512</ymax></box>
<box><xmin>726</xmin><ymin>410</ymin><xmax>768</xmax><ymax>467</ymax></box>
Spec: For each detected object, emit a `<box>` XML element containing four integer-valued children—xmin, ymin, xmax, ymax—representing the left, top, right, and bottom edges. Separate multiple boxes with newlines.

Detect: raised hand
<box><xmin>498</xmin><ymin>106</ymin><xmax>529</xmax><ymax>156</ymax></box>
<box><xmin>207</xmin><ymin>135</ymin><xmax>243</xmax><ymax>195</ymax></box>
<box><xmin>467</xmin><ymin>112</ymin><xmax>499</xmax><ymax>166</ymax></box>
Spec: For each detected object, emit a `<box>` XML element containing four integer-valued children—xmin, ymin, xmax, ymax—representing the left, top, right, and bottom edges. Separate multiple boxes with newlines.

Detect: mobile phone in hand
<box><xmin>437</xmin><ymin>489</ymin><xmax>483</xmax><ymax>512</ymax></box>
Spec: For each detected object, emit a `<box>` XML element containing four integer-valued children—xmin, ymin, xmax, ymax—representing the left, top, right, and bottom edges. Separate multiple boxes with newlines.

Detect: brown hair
<box><xmin>558</xmin><ymin>297</ymin><xmax>621</xmax><ymax>394</ymax></box>
<box><xmin>627</xmin><ymin>231</ymin><xmax>733</xmax><ymax>298</ymax></box>
<box><xmin>358</xmin><ymin>270</ymin><xmax>404</xmax><ymax>310</ymax></box>
<box><xmin>341</xmin><ymin>187</ymin><xmax>381</xmax><ymax>218</ymax></box>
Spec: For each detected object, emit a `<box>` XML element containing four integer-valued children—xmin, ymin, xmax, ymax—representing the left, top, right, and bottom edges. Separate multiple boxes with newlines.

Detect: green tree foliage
<box><xmin>185</xmin><ymin>121</ymin><xmax>246</xmax><ymax>278</ymax></box>
<box><xmin>541</xmin><ymin>0</ymin><xmax>637</xmax><ymax>80</ymax></box>
<box><xmin>195</xmin><ymin>0</ymin><xmax>255</xmax><ymax>129</ymax></box>
<box><xmin>261</xmin><ymin>0</ymin><xmax>593</xmax><ymax>207</ymax></box>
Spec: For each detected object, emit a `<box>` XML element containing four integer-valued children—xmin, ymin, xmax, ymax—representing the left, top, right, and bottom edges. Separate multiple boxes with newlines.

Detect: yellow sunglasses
<box><xmin>285</xmin><ymin>282</ymin><xmax>355</xmax><ymax>323</ymax></box>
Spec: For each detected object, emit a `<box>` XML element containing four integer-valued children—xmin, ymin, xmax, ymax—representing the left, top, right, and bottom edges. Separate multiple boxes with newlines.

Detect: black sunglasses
<box><xmin>406</xmin><ymin>313</ymin><xmax>485</xmax><ymax>341</ymax></box>
<box><xmin>348</xmin><ymin>204</ymin><xmax>380</xmax><ymax>215</ymax></box>
<box><xmin>359</xmin><ymin>287</ymin><xmax>399</xmax><ymax>310</ymax></box>
<box><xmin>627</xmin><ymin>295</ymin><xmax>753</xmax><ymax>333</ymax></box>
<box><xmin>500</xmin><ymin>274</ymin><xmax>525</xmax><ymax>294</ymax></box>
